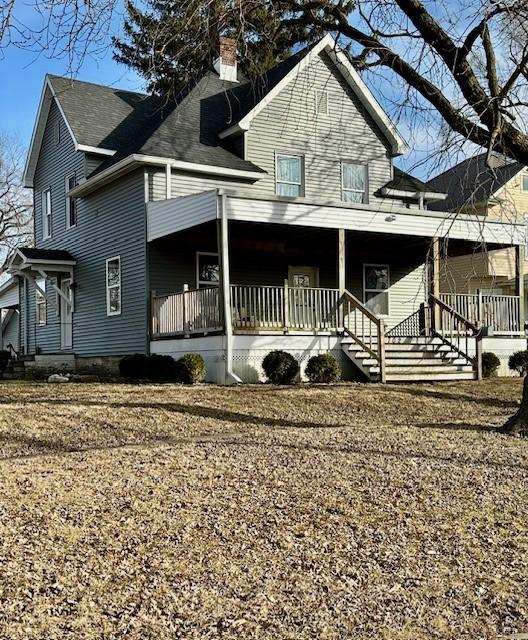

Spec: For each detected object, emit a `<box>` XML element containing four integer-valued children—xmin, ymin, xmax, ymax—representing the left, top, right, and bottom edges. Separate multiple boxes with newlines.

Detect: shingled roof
<box><xmin>427</xmin><ymin>153</ymin><xmax>524</xmax><ymax>212</ymax></box>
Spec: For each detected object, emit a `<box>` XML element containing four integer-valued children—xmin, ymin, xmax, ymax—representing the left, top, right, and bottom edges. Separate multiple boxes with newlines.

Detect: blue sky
<box><xmin>0</xmin><ymin>46</ymin><xmax>142</xmax><ymax>148</ymax></box>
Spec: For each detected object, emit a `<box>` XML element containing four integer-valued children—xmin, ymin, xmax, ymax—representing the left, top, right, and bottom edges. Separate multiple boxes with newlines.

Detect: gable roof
<box><xmin>25</xmin><ymin>33</ymin><xmax>408</xmax><ymax>192</ymax></box>
<box><xmin>427</xmin><ymin>153</ymin><xmax>524</xmax><ymax>212</ymax></box>
<box><xmin>219</xmin><ymin>34</ymin><xmax>408</xmax><ymax>156</ymax></box>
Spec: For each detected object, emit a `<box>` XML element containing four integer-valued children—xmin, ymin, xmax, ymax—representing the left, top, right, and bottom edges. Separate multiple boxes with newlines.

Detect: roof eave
<box><xmin>381</xmin><ymin>187</ymin><xmax>447</xmax><ymax>201</ymax></box>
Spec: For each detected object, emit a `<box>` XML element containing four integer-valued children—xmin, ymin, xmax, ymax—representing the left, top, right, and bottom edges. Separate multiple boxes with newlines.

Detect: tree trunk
<box><xmin>500</xmin><ymin>375</ymin><xmax>528</xmax><ymax>436</ymax></box>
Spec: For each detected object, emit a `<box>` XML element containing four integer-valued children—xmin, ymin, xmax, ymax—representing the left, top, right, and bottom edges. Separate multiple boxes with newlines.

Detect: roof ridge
<box><xmin>47</xmin><ymin>73</ymin><xmax>147</xmax><ymax>98</ymax></box>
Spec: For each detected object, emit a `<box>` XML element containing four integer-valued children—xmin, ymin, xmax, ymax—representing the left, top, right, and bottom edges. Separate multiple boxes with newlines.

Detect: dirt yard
<box><xmin>0</xmin><ymin>379</ymin><xmax>527</xmax><ymax>639</ymax></box>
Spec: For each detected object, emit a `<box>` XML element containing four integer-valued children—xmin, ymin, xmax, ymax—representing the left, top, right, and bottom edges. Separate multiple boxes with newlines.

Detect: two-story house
<box><xmin>2</xmin><ymin>35</ymin><xmax>526</xmax><ymax>382</ymax></box>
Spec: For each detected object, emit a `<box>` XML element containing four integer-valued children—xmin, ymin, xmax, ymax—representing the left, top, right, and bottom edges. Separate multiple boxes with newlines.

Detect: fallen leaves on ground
<box><xmin>0</xmin><ymin>379</ymin><xmax>527</xmax><ymax>639</ymax></box>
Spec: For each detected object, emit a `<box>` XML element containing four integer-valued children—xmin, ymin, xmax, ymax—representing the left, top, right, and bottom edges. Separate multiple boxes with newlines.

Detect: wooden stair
<box><xmin>342</xmin><ymin>335</ymin><xmax>476</xmax><ymax>382</ymax></box>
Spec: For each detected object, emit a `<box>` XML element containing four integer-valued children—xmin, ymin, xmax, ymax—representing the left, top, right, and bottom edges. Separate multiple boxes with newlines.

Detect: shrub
<box><xmin>145</xmin><ymin>354</ymin><xmax>178</xmax><ymax>382</ymax></box>
<box><xmin>482</xmin><ymin>352</ymin><xmax>500</xmax><ymax>378</ymax></box>
<box><xmin>305</xmin><ymin>353</ymin><xmax>341</xmax><ymax>383</ymax></box>
<box><xmin>262</xmin><ymin>350</ymin><xmax>299</xmax><ymax>385</ymax></box>
<box><xmin>508</xmin><ymin>350</ymin><xmax>528</xmax><ymax>376</ymax></box>
<box><xmin>176</xmin><ymin>353</ymin><xmax>207</xmax><ymax>384</ymax></box>
<box><xmin>119</xmin><ymin>353</ymin><xmax>147</xmax><ymax>380</ymax></box>
<box><xmin>0</xmin><ymin>350</ymin><xmax>11</xmax><ymax>376</ymax></box>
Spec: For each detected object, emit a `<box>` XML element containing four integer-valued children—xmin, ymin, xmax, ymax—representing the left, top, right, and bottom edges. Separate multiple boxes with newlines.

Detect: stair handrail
<box><xmin>6</xmin><ymin>343</ymin><xmax>18</xmax><ymax>360</ymax></box>
<box><xmin>340</xmin><ymin>289</ymin><xmax>386</xmax><ymax>382</ymax></box>
<box><xmin>428</xmin><ymin>294</ymin><xmax>483</xmax><ymax>380</ymax></box>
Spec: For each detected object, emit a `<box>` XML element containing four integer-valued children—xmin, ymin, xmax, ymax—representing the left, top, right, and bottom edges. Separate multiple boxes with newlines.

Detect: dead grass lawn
<box><xmin>0</xmin><ymin>379</ymin><xmax>527</xmax><ymax>639</ymax></box>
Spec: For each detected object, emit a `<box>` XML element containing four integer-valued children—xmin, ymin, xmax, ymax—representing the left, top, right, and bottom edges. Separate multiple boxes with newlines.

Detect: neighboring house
<box><xmin>6</xmin><ymin>34</ymin><xmax>526</xmax><ymax>382</ymax></box>
<box><xmin>0</xmin><ymin>278</ymin><xmax>20</xmax><ymax>354</ymax></box>
<box><xmin>428</xmin><ymin>153</ymin><xmax>528</xmax><ymax>297</ymax></box>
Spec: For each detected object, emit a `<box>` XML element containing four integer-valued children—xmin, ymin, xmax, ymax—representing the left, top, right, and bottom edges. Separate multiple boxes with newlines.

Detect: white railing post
<box><xmin>182</xmin><ymin>284</ymin><xmax>189</xmax><ymax>337</ymax></box>
<box><xmin>477</xmin><ymin>288</ymin><xmax>482</xmax><ymax>328</ymax></box>
<box><xmin>283</xmin><ymin>280</ymin><xmax>290</xmax><ymax>332</ymax></box>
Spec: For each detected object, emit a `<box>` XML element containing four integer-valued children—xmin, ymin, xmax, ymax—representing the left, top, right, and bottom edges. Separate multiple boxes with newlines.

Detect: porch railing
<box><xmin>151</xmin><ymin>287</ymin><xmax>223</xmax><ymax>338</ymax></box>
<box><xmin>230</xmin><ymin>283</ymin><xmax>341</xmax><ymax>331</ymax></box>
<box><xmin>439</xmin><ymin>292</ymin><xmax>521</xmax><ymax>333</ymax></box>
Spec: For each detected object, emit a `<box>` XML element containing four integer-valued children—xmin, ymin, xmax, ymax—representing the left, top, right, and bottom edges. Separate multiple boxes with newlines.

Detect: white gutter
<box><xmin>69</xmin><ymin>154</ymin><xmax>265</xmax><ymax>198</ymax></box>
<box><xmin>77</xmin><ymin>145</ymin><xmax>116</xmax><ymax>157</ymax></box>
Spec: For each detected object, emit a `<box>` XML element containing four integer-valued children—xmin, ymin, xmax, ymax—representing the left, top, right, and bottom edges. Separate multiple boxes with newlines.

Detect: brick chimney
<box><xmin>214</xmin><ymin>37</ymin><xmax>238</xmax><ymax>83</ymax></box>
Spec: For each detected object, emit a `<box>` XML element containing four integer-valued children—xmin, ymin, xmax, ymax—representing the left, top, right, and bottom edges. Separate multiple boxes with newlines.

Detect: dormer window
<box><xmin>315</xmin><ymin>89</ymin><xmax>329</xmax><ymax>115</ymax></box>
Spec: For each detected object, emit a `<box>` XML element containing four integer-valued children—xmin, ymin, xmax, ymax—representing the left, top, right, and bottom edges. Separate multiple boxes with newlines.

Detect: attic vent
<box><xmin>315</xmin><ymin>89</ymin><xmax>329</xmax><ymax>115</ymax></box>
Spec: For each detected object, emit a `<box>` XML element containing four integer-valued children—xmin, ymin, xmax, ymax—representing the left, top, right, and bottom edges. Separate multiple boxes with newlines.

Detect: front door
<box><xmin>60</xmin><ymin>278</ymin><xmax>73</xmax><ymax>350</ymax></box>
<box><xmin>288</xmin><ymin>266</ymin><xmax>319</xmax><ymax>329</ymax></box>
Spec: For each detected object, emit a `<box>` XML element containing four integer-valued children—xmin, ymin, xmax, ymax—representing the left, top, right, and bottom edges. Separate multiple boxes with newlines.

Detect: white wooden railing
<box><xmin>440</xmin><ymin>292</ymin><xmax>521</xmax><ymax>333</ymax></box>
<box><xmin>151</xmin><ymin>287</ymin><xmax>223</xmax><ymax>337</ymax></box>
<box><xmin>230</xmin><ymin>284</ymin><xmax>341</xmax><ymax>331</ymax></box>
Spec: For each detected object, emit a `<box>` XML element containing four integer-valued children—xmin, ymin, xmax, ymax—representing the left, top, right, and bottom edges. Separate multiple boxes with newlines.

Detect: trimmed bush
<box><xmin>0</xmin><ymin>350</ymin><xmax>11</xmax><ymax>376</ymax></box>
<box><xmin>305</xmin><ymin>353</ymin><xmax>341</xmax><ymax>383</ymax></box>
<box><xmin>482</xmin><ymin>352</ymin><xmax>500</xmax><ymax>378</ymax></box>
<box><xmin>119</xmin><ymin>353</ymin><xmax>147</xmax><ymax>380</ymax></box>
<box><xmin>508</xmin><ymin>350</ymin><xmax>528</xmax><ymax>376</ymax></box>
<box><xmin>145</xmin><ymin>354</ymin><xmax>178</xmax><ymax>382</ymax></box>
<box><xmin>262</xmin><ymin>350</ymin><xmax>299</xmax><ymax>385</ymax></box>
<box><xmin>176</xmin><ymin>353</ymin><xmax>206</xmax><ymax>384</ymax></box>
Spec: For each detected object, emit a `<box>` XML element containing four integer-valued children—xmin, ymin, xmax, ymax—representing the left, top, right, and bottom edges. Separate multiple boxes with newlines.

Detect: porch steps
<box><xmin>342</xmin><ymin>336</ymin><xmax>476</xmax><ymax>382</ymax></box>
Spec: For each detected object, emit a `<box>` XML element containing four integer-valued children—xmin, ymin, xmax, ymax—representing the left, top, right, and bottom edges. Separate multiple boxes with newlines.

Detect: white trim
<box><xmin>165</xmin><ymin>164</ymin><xmax>172</xmax><ymax>199</ymax></box>
<box><xmin>76</xmin><ymin>145</ymin><xmax>116</xmax><ymax>156</ymax></box>
<box><xmin>275</xmin><ymin>153</ymin><xmax>304</xmax><ymax>197</ymax></box>
<box><xmin>42</xmin><ymin>189</ymin><xmax>52</xmax><ymax>239</ymax></box>
<box><xmin>196</xmin><ymin>251</ymin><xmax>220</xmax><ymax>289</ymax></box>
<box><xmin>219</xmin><ymin>34</ymin><xmax>407</xmax><ymax>155</ymax></box>
<box><xmin>363</xmin><ymin>263</ymin><xmax>390</xmax><ymax>316</ymax></box>
<box><xmin>69</xmin><ymin>154</ymin><xmax>265</xmax><ymax>198</ymax></box>
<box><xmin>65</xmin><ymin>173</ymin><xmax>77</xmax><ymax>229</ymax></box>
<box><xmin>105</xmin><ymin>256</ymin><xmax>122</xmax><ymax>316</ymax></box>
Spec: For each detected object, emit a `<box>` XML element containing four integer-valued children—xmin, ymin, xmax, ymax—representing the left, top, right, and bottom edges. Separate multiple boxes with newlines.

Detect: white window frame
<box><xmin>35</xmin><ymin>277</ymin><xmax>47</xmax><ymax>326</ymax></box>
<box><xmin>196</xmin><ymin>252</ymin><xmax>220</xmax><ymax>289</ymax></box>
<box><xmin>275</xmin><ymin>153</ymin><xmax>304</xmax><ymax>198</ymax></box>
<box><xmin>65</xmin><ymin>174</ymin><xmax>78</xmax><ymax>229</ymax></box>
<box><xmin>363</xmin><ymin>263</ymin><xmax>390</xmax><ymax>316</ymax></box>
<box><xmin>42</xmin><ymin>188</ymin><xmax>52</xmax><ymax>239</ymax></box>
<box><xmin>521</xmin><ymin>172</ymin><xmax>528</xmax><ymax>192</ymax></box>
<box><xmin>341</xmin><ymin>161</ymin><xmax>368</xmax><ymax>204</ymax></box>
<box><xmin>314</xmin><ymin>89</ymin><xmax>329</xmax><ymax>115</ymax></box>
<box><xmin>106</xmin><ymin>256</ymin><xmax>121</xmax><ymax>316</ymax></box>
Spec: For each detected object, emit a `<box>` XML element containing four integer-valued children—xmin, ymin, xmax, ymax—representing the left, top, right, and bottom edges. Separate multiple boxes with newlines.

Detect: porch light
<box><xmin>385</xmin><ymin>214</ymin><xmax>396</xmax><ymax>222</ymax></box>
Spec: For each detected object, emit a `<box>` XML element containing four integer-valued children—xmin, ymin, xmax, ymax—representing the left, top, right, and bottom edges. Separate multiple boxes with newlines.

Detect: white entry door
<box><xmin>288</xmin><ymin>266</ymin><xmax>320</xmax><ymax>329</ymax></box>
<box><xmin>60</xmin><ymin>278</ymin><xmax>73</xmax><ymax>350</ymax></box>
<box><xmin>288</xmin><ymin>266</ymin><xmax>319</xmax><ymax>289</ymax></box>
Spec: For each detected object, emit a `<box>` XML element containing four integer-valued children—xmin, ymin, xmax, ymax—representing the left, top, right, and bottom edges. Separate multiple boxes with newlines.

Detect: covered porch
<box><xmin>146</xmin><ymin>190</ymin><xmax>526</xmax><ymax>382</ymax></box>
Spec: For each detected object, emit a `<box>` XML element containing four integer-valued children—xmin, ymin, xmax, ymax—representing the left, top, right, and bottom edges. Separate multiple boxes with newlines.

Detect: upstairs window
<box><xmin>35</xmin><ymin>277</ymin><xmax>47</xmax><ymax>326</ymax></box>
<box><xmin>363</xmin><ymin>264</ymin><xmax>389</xmax><ymax>316</ymax></box>
<box><xmin>106</xmin><ymin>257</ymin><xmax>121</xmax><ymax>316</ymax></box>
<box><xmin>42</xmin><ymin>189</ymin><xmax>52</xmax><ymax>239</ymax></box>
<box><xmin>276</xmin><ymin>154</ymin><xmax>304</xmax><ymax>197</ymax></box>
<box><xmin>65</xmin><ymin>174</ymin><xmax>78</xmax><ymax>228</ymax></box>
<box><xmin>314</xmin><ymin>89</ymin><xmax>329</xmax><ymax>115</ymax></box>
<box><xmin>342</xmin><ymin>162</ymin><xmax>368</xmax><ymax>203</ymax></box>
<box><xmin>197</xmin><ymin>252</ymin><xmax>220</xmax><ymax>288</ymax></box>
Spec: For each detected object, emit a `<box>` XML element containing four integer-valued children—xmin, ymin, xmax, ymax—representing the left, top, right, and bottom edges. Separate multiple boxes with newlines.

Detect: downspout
<box><xmin>218</xmin><ymin>190</ymin><xmax>242</xmax><ymax>385</ymax></box>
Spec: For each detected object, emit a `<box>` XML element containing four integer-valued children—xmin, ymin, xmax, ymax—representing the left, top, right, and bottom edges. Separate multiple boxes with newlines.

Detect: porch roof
<box><xmin>8</xmin><ymin>248</ymin><xmax>76</xmax><ymax>276</ymax></box>
<box><xmin>146</xmin><ymin>189</ymin><xmax>526</xmax><ymax>246</ymax></box>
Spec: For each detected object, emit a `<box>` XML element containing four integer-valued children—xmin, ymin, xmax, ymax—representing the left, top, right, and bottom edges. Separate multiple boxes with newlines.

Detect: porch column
<box><xmin>430</xmin><ymin>237</ymin><xmax>442</xmax><ymax>332</ymax></box>
<box><xmin>217</xmin><ymin>193</ymin><xmax>241</xmax><ymax>384</ymax></box>
<box><xmin>515</xmin><ymin>244</ymin><xmax>525</xmax><ymax>332</ymax></box>
<box><xmin>337</xmin><ymin>229</ymin><xmax>346</xmax><ymax>294</ymax></box>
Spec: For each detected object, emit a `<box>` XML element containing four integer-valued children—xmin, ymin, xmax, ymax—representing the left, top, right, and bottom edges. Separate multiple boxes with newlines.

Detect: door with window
<box><xmin>363</xmin><ymin>264</ymin><xmax>389</xmax><ymax>316</ymax></box>
<box><xmin>60</xmin><ymin>278</ymin><xmax>73</xmax><ymax>350</ymax></box>
<box><xmin>288</xmin><ymin>266</ymin><xmax>319</xmax><ymax>328</ymax></box>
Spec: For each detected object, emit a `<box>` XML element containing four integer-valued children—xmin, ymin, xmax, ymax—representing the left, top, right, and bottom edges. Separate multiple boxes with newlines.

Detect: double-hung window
<box><xmin>36</xmin><ymin>277</ymin><xmax>47</xmax><ymax>326</ymax></box>
<box><xmin>276</xmin><ymin>154</ymin><xmax>303</xmax><ymax>197</ymax></box>
<box><xmin>342</xmin><ymin>162</ymin><xmax>368</xmax><ymax>203</ymax></box>
<box><xmin>42</xmin><ymin>189</ymin><xmax>52</xmax><ymax>239</ymax></box>
<box><xmin>363</xmin><ymin>264</ymin><xmax>389</xmax><ymax>316</ymax></box>
<box><xmin>65</xmin><ymin>174</ymin><xmax>78</xmax><ymax>228</ymax></box>
<box><xmin>106</xmin><ymin>257</ymin><xmax>121</xmax><ymax>316</ymax></box>
<box><xmin>197</xmin><ymin>252</ymin><xmax>220</xmax><ymax>288</ymax></box>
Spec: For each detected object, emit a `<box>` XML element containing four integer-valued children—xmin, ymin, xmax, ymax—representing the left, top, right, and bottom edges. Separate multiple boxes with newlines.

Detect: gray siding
<box><xmin>29</xmin><ymin>98</ymin><xmax>148</xmax><ymax>357</ymax></box>
<box><xmin>1</xmin><ymin>310</ymin><xmax>19</xmax><ymax>352</ymax></box>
